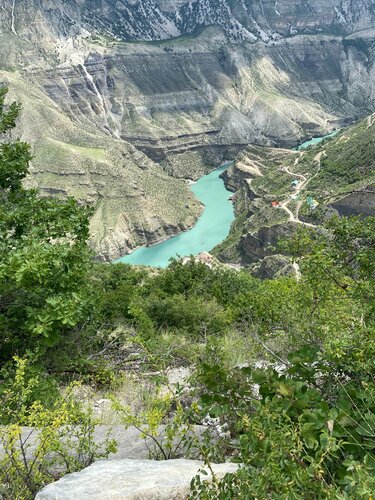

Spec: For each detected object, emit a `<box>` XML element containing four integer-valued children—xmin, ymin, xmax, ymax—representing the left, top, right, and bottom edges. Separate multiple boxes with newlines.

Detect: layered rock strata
<box><xmin>1</xmin><ymin>2</ymin><xmax>375</xmax><ymax>259</ymax></box>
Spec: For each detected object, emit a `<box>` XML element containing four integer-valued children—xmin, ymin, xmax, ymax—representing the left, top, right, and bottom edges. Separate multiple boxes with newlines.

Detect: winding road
<box><xmin>277</xmin><ymin>150</ymin><xmax>324</xmax><ymax>281</ymax></box>
<box><xmin>277</xmin><ymin>150</ymin><xmax>324</xmax><ymax>229</ymax></box>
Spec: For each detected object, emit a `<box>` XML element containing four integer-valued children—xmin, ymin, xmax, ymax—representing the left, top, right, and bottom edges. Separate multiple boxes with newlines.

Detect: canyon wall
<box><xmin>1</xmin><ymin>1</ymin><xmax>375</xmax><ymax>260</ymax></box>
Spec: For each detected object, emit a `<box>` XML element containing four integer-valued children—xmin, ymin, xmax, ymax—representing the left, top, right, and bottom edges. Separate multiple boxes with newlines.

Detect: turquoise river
<box><xmin>117</xmin><ymin>132</ymin><xmax>338</xmax><ymax>268</ymax></box>
<box><xmin>116</xmin><ymin>164</ymin><xmax>234</xmax><ymax>268</ymax></box>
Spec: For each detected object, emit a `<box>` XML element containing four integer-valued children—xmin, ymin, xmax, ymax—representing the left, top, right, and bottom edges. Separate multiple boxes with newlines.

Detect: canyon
<box><xmin>1</xmin><ymin>0</ymin><xmax>375</xmax><ymax>261</ymax></box>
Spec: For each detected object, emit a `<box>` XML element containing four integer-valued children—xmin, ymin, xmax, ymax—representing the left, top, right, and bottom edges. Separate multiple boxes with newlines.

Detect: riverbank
<box><xmin>116</xmin><ymin>164</ymin><xmax>235</xmax><ymax>268</ymax></box>
<box><xmin>115</xmin><ymin>132</ymin><xmax>341</xmax><ymax>268</ymax></box>
<box><xmin>294</xmin><ymin>130</ymin><xmax>340</xmax><ymax>150</ymax></box>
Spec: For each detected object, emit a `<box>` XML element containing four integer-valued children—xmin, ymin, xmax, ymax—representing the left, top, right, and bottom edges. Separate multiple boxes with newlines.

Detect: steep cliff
<box><xmin>3</xmin><ymin>0</ymin><xmax>375</xmax><ymax>43</ymax></box>
<box><xmin>1</xmin><ymin>0</ymin><xmax>375</xmax><ymax>260</ymax></box>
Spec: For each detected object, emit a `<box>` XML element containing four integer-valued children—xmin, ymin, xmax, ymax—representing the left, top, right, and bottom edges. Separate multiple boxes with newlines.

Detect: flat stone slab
<box><xmin>35</xmin><ymin>458</ymin><xmax>239</xmax><ymax>499</ymax></box>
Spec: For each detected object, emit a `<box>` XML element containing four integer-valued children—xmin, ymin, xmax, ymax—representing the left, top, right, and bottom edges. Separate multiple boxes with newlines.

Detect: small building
<box><xmin>197</xmin><ymin>252</ymin><xmax>212</xmax><ymax>263</ymax></box>
<box><xmin>271</xmin><ymin>201</ymin><xmax>280</xmax><ymax>207</ymax></box>
<box><xmin>291</xmin><ymin>179</ymin><xmax>300</xmax><ymax>188</ymax></box>
<box><xmin>307</xmin><ymin>196</ymin><xmax>319</xmax><ymax>210</ymax></box>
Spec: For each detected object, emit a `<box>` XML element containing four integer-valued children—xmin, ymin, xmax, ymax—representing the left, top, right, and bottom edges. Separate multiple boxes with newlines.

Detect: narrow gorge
<box><xmin>1</xmin><ymin>2</ymin><xmax>375</xmax><ymax>499</ymax></box>
<box><xmin>1</xmin><ymin>0</ymin><xmax>375</xmax><ymax>262</ymax></box>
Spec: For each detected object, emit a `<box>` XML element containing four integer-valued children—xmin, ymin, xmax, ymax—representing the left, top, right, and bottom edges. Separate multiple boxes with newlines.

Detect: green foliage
<box><xmin>143</xmin><ymin>259</ymin><xmax>258</xmax><ymax>308</ymax></box>
<box><xmin>190</xmin><ymin>216</ymin><xmax>375</xmax><ymax>498</ymax></box>
<box><xmin>143</xmin><ymin>293</ymin><xmax>228</xmax><ymax>339</ymax></box>
<box><xmin>0</xmin><ymin>88</ymin><xmax>30</xmax><ymax>192</ymax></box>
<box><xmin>0</xmin><ymin>192</ymin><xmax>93</xmax><ymax>357</ymax></box>
<box><xmin>0</xmin><ymin>357</ymin><xmax>59</xmax><ymax>424</ymax></box>
<box><xmin>130</xmin><ymin>259</ymin><xmax>259</xmax><ymax>342</ymax></box>
<box><xmin>305</xmin><ymin>119</ymin><xmax>375</xmax><ymax>195</ymax></box>
<box><xmin>0</xmin><ymin>88</ymin><xmax>21</xmax><ymax>134</ymax></box>
<box><xmin>287</xmin><ymin>217</ymin><xmax>375</xmax><ymax>372</ymax></box>
<box><xmin>91</xmin><ymin>263</ymin><xmax>148</xmax><ymax>325</ymax></box>
<box><xmin>0</xmin><ymin>141</ymin><xmax>31</xmax><ymax>192</ymax></box>
<box><xmin>0</xmin><ymin>358</ymin><xmax>117</xmax><ymax>500</ymax></box>
<box><xmin>81</xmin><ymin>258</ymin><xmax>260</xmax><ymax>365</ymax></box>
<box><xmin>192</xmin><ymin>347</ymin><xmax>375</xmax><ymax>498</ymax></box>
<box><xmin>0</xmin><ymin>87</ymin><xmax>93</xmax><ymax>363</ymax></box>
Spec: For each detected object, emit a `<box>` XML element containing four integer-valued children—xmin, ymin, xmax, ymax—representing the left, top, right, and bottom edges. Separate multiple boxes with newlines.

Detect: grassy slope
<box><xmin>0</xmin><ymin>67</ymin><xmax>202</xmax><ymax>259</ymax></box>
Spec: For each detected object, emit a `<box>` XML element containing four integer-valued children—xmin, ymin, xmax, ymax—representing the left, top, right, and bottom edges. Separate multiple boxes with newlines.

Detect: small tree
<box><xmin>0</xmin><ymin>87</ymin><xmax>93</xmax><ymax>363</ymax></box>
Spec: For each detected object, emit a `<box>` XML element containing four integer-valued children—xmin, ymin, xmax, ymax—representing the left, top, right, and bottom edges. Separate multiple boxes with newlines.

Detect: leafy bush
<box><xmin>0</xmin><ymin>358</ymin><xmax>117</xmax><ymax>500</ymax></box>
<box><xmin>143</xmin><ymin>294</ymin><xmax>229</xmax><ymax>339</ymax></box>
<box><xmin>192</xmin><ymin>347</ymin><xmax>375</xmax><ymax>498</ymax></box>
<box><xmin>190</xmin><ymin>216</ymin><xmax>375</xmax><ymax>498</ymax></box>
<box><xmin>0</xmin><ymin>87</ymin><xmax>93</xmax><ymax>364</ymax></box>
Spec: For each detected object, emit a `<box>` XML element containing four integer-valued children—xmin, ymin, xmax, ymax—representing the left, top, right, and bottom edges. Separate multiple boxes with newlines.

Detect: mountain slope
<box><xmin>3</xmin><ymin>71</ymin><xmax>202</xmax><ymax>261</ymax></box>
<box><xmin>216</xmin><ymin>114</ymin><xmax>375</xmax><ymax>265</ymax></box>
<box><xmin>1</xmin><ymin>0</ymin><xmax>375</xmax><ymax>260</ymax></box>
<box><xmin>3</xmin><ymin>0</ymin><xmax>375</xmax><ymax>42</ymax></box>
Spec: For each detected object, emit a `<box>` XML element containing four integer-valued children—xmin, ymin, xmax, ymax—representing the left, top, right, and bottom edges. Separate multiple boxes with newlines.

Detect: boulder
<box><xmin>35</xmin><ymin>459</ymin><xmax>239</xmax><ymax>499</ymax></box>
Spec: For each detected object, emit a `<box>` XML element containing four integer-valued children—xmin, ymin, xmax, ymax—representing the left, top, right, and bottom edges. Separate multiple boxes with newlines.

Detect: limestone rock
<box><xmin>35</xmin><ymin>459</ymin><xmax>239</xmax><ymax>500</ymax></box>
<box><xmin>2</xmin><ymin>0</ymin><xmax>375</xmax><ymax>44</ymax></box>
<box><xmin>0</xmin><ymin>426</ymin><xmax>207</xmax><ymax>463</ymax></box>
<box><xmin>238</xmin><ymin>222</ymin><xmax>298</xmax><ymax>265</ymax></box>
<box><xmin>330</xmin><ymin>186</ymin><xmax>375</xmax><ymax>217</ymax></box>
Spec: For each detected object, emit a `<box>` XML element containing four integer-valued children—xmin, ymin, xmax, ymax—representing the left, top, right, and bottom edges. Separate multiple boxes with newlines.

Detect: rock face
<box><xmin>35</xmin><ymin>459</ymin><xmax>239</xmax><ymax>500</ymax></box>
<box><xmin>251</xmin><ymin>254</ymin><xmax>296</xmax><ymax>279</ymax></box>
<box><xmin>330</xmin><ymin>187</ymin><xmax>375</xmax><ymax>217</ymax></box>
<box><xmin>3</xmin><ymin>0</ymin><xmax>375</xmax><ymax>43</ymax></box>
<box><xmin>239</xmin><ymin>222</ymin><xmax>298</xmax><ymax>264</ymax></box>
<box><xmin>1</xmin><ymin>1</ymin><xmax>375</xmax><ymax>259</ymax></box>
<box><xmin>0</xmin><ymin>425</ymin><xmax>207</xmax><ymax>463</ymax></box>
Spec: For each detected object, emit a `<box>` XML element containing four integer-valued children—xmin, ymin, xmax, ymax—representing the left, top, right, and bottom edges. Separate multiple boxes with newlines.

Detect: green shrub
<box><xmin>191</xmin><ymin>347</ymin><xmax>375</xmax><ymax>498</ymax></box>
<box><xmin>0</xmin><ymin>358</ymin><xmax>117</xmax><ymax>499</ymax></box>
<box><xmin>143</xmin><ymin>294</ymin><xmax>229</xmax><ymax>339</ymax></box>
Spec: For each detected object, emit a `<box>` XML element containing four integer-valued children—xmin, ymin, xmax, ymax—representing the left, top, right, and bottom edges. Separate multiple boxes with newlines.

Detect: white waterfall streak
<box><xmin>10</xmin><ymin>0</ymin><xmax>18</xmax><ymax>36</ymax></box>
<box><xmin>80</xmin><ymin>62</ymin><xmax>110</xmax><ymax>131</ymax></box>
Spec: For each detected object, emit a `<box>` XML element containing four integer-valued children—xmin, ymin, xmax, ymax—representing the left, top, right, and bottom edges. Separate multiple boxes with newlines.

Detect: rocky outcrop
<box><xmin>3</xmin><ymin>0</ymin><xmax>375</xmax><ymax>43</ymax></box>
<box><xmin>330</xmin><ymin>186</ymin><xmax>375</xmax><ymax>217</ymax></box>
<box><xmin>0</xmin><ymin>425</ymin><xmax>205</xmax><ymax>463</ymax></box>
<box><xmin>222</xmin><ymin>145</ymin><xmax>296</xmax><ymax>192</ymax></box>
<box><xmin>35</xmin><ymin>459</ymin><xmax>239</xmax><ymax>500</ymax></box>
<box><xmin>251</xmin><ymin>254</ymin><xmax>296</xmax><ymax>279</ymax></box>
<box><xmin>239</xmin><ymin>222</ymin><xmax>297</xmax><ymax>264</ymax></box>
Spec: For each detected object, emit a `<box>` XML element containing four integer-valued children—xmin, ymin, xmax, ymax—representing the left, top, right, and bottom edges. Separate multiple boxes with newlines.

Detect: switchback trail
<box><xmin>277</xmin><ymin>150</ymin><xmax>324</xmax><ymax>228</ymax></box>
